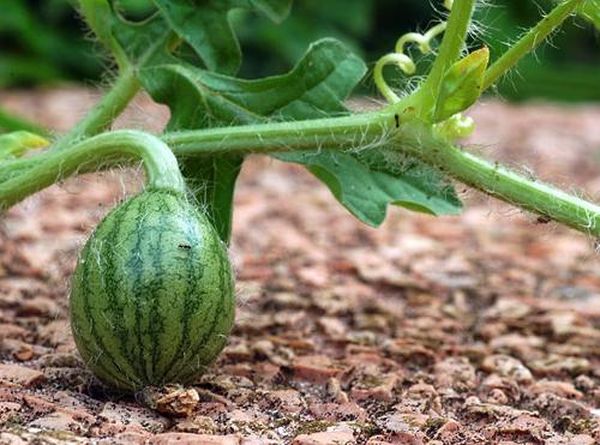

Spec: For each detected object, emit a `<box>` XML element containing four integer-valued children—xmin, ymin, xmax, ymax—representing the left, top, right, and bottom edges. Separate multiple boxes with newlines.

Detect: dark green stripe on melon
<box><xmin>70</xmin><ymin>189</ymin><xmax>235</xmax><ymax>391</ymax></box>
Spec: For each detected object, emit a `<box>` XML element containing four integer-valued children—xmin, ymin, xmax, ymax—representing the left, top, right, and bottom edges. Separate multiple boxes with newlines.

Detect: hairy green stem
<box><xmin>422</xmin><ymin>142</ymin><xmax>600</xmax><ymax>235</ymax></box>
<box><xmin>167</xmin><ymin>113</ymin><xmax>600</xmax><ymax>236</ymax></box>
<box><xmin>78</xmin><ymin>0</ymin><xmax>129</xmax><ymax>70</ymax></box>
<box><xmin>483</xmin><ymin>0</ymin><xmax>584</xmax><ymax>90</ymax></box>
<box><xmin>4</xmin><ymin>111</ymin><xmax>600</xmax><ymax>237</ymax></box>
<box><xmin>164</xmin><ymin>113</ymin><xmax>383</xmax><ymax>156</ymax></box>
<box><xmin>52</xmin><ymin>68</ymin><xmax>140</xmax><ymax>151</ymax></box>
<box><xmin>414</xmin><ymin>0</ymin><xmax>476</xmax><ymax>119</ymax></box>
<box><xmin>0</xmin><ymin>130</ymin><xmax>184</xmax><ymax>207</ymax></box>
<box><xmin>0</xmin><ymin>107</ymin><xmax>51</xmax><ymax>138</ymax></box>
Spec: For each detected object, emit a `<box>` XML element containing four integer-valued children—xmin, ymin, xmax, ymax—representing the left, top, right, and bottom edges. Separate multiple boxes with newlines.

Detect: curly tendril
<box><xmin>395</xmin><ymin>22</ymin><xmax>447</xmax><ymax>56</ymax></box>
<box><xmin>374</xmin><ymin>1</ymin><xmax>452</xmax><ymax>104</ymax></box>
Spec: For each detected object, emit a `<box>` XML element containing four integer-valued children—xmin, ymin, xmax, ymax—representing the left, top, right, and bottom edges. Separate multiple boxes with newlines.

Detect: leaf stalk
<box><xmin>483</xmin><ymin>0</ymin><xmax>585</xmax><ymax>91</ymax></box>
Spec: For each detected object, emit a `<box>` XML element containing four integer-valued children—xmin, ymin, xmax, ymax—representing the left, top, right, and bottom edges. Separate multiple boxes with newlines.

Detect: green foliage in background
<box><xmin>0</xmin><ymin>0</ymin><xmax>102</xmax><ymax>86</ymax></box>
<box><xmin>0</xmin><ymin>0</ymin><xmax>598</xmax><ymax>101</ymax></box>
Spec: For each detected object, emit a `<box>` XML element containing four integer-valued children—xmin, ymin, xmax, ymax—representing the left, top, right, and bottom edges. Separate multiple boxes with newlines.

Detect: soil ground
<box><xmin>1</xmin><ymin>90</ymin><xmax>600</xmax><ymax>444</ymax></box>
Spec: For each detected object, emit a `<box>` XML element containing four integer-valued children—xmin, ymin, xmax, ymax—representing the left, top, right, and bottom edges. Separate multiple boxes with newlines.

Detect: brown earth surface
<box><xmin>1</xmin><ymin>90</ymin><xmax>600</xmax><ymax>444</ymax></box>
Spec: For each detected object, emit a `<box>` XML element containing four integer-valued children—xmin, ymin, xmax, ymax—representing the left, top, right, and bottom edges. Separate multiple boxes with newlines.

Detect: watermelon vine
<box><xmin>0</xmin><ymin>0</ymin><xmax>599</xmax><ymax>390</ymax></box>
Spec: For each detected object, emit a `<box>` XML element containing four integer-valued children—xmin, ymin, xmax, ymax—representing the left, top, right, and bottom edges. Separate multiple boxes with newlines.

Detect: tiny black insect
<box><xmin>394</xmin><ymin>114</ymin><xmax>400</xmax><ymax>128</ymax></box>
<box><xmin>178</xmin><ymin>243</ymin><xmax>192</xmax><ymax>249</ymax></box>
<box><xmin>536</xmin><ymin>215</ymin><xmax>551</xmax><ymax>224</ymax></box>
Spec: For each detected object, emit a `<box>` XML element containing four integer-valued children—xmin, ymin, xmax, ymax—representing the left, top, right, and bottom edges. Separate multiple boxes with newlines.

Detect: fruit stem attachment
<box><xmin>482</xmin><ymin>0</ymin><xmax>584</xmax><ymax>91</ymax></box>
<box><xmin>0</xmin><ymin>130</ymin><xmax>185</xmax><ymax>208</ymax></box>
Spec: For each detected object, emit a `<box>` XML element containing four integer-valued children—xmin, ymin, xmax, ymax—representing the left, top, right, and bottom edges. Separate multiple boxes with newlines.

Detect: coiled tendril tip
<box><xmin>375</xmin><ymin>1</ymin><xmax>451</xmax><ymax>105</ymax></box>
<box><xmin>373</xmin><ymin>53</ymin><xmax>416</xmax><ymax>104</ymax></box>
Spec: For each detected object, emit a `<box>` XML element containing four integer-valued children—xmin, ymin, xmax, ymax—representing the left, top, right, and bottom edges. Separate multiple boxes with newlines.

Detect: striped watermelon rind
<box><xmin>69</xmin><ymin>189</ymin><xmax>235</xmax><ymax>391</ymax></box>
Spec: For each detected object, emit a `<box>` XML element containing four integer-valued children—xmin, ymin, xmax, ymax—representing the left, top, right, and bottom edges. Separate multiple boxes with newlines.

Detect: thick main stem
<box><xmin>483</xmin><ymin>0</ymin><xmax>584</xmax><ymax>90</ymax></box>
<box><xmin>0</xmin><ymin>130</ymin><xmax>185</xmax><ymax>207</ymax></box>
<box><xmin>4</xmin><ymin>112</ymin><xmax>600</xmax><ymax>237</ymax></box>
<box><xmin>419</xmin><ymin>138</ymin><xmax>600</xmax><ymax>235</ymax></box>
<box><xmin>164</xmin><ymin>112</ymin><xmax>383</xmax><ymax>156</ymax></box>
<box><xmin>167</xmin><ymin>113</ymin><xmax>600</xmax><ymax>236</ymax></box>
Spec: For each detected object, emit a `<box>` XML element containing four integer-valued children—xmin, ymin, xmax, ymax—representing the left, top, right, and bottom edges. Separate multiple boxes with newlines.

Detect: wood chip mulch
<box><xmin>1</xmin><ymin>91</ymin><xmax>600</xmax><ymax>444</ymax></box>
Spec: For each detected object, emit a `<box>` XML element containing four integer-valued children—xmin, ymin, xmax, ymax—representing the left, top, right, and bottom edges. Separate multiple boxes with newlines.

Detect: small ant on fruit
<box><xmin>178</xmin><ymin>243</ymin><xmax>192</xmax><ymax>249</ymax></box>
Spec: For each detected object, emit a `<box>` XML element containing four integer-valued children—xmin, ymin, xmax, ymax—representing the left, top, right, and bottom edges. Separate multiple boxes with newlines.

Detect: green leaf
<box><xmin>80</xmin><ymin>0</ymin><xmax>291</xmax><ymax>73</ymax></box>
<box><xmin>139</xmin><ymin>38</ymin><xmax>359</xmax><ymax>127</ymax></box>
<box><xmin>153</xmin><ymin>0</ymin><xmax>240</xmax><ymax>75</ymax></box>
<box><xmin>153</xmin><ymin>0</ymin><xmax>292</xmax><ymax>74</ymax></box>
<box><xmin>283</xmin><ymin>150</ymin><xmax>462</xmax><ymax>225</ymax></box>
<box><xmin>79</xmin><ymin>0</ymin><xmax>293</xmax><ymax>242</ymax></box>
<box><xmin>0</xmin><ymin>131</ymin><xmax>49</xmax><ymax>160</ymax></box>
<box><xmin>434</xmin><ymin>47</ymin><xmax>489</xmax><ymax>123</ymax></box>
<box><xmin>78</xmin><ymin>0</ymin><xmax>171</xmax><ymax>66</ymax></box>
<box><xmin>178</xmin><ymin>156</ymin><xmax>244</xmax><ymax>243</ymax></box>
<box><xmin>140</xmin><ymin>38</ymin><xmax>360</xmax><ymax>238</ymax></box>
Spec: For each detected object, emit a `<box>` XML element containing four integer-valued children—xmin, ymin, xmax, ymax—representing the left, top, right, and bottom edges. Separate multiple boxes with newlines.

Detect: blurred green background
<box><xmin>1</xmin><ymin>0</ymin><xmax>598</xmax><ymax>101</ymax></box>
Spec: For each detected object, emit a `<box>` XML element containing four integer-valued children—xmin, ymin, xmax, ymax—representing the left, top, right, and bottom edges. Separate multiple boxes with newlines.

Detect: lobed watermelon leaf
<box><xmin>281</xmin><ymin>150</ymin><xmax>462</xmax><ymax>225</ymax></box>
<box><xmin>139</xmin><ymin>38</ymin><xmax>357</xmax><ymax>127</ymax></box>
<box><xmin>154</xmin><ymin>0</ymin><xmax>291</xmax><ymax>74</ymax></box>
<box><xmin>79</xmin><ymin>0</ymin><xmax>292</xmax><ymax>72</ymax></box>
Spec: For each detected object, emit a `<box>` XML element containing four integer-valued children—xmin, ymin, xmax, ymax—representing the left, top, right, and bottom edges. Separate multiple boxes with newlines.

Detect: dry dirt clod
<box><xmin>141</xmin><ymin>385</ymin><xmax>200</xmax><ymax>418</ymax></box>
<box><xmin>434</xmin><ymin>357</ymin><xmax>477</xmax><ymax>391</ymax></box>
<box><xmin>0</xmin><ymin>324</ymin><xmax>29</xmax><ymax>340</ymax></box>
<box><xmin>1</xmin><ymin>339</ymin><xmax>38</xmax><ymax>361</ymax></box>
<box><xmin>173</xmin><ymin>414</ymin><xmax>218</xmax><ymax>434</ymax></box>
<box><xmin>530</xmin><ymin>380</ymin><xmax>583</xmax><ymax>399</ymax></box>
<box><xmin>481</xmin><ymin>354</ymin><xmax>533</xmax><ymax>384</ymax></box>
<box><xmin>0</xmin><ymin>401</ymin><xmax>22</xmax><ymax>424</ymax></box>
<box><xmin>149</xmin><ymin>433</ymin><xmax>242</xmax><ymax>445</ymax></box>
<box><xmin>292</xmin><ymin>423</ymin><xmax>356</xmax><ymax>445</ymax></box>
<box><xmin>0</xmin><ymin>363</ymin><xmax>46</xmax><ymax>387</ymax></box>
<box><xmin>16</xmin><ymin>296</ymin><xmax>60</xmax><ymax>318</ymax></box>
<box><xmin>98</xmin><ymin>401</ymin><xmax>170</xmax><ymax>434</ymax></box>
<box><xmin>28</xmin><ymin>411</ymin><xmax>84</xmax><ymax>433</ymax></box>
<box><xmin>292</xmin><ymin>355</ymin><xmax>344</xmax><ymax>383</ymax></box>
<box><xmin>263</xmin><ymin>389</ymin><xmax>305</xmax><ymax>414</ymax></box>
<box><xmin>528</xmin><ymin>355</ymin><xmax>591</xmax><ymax>377</ymax></box>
